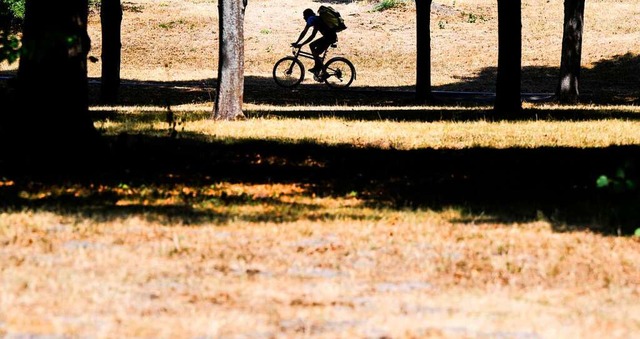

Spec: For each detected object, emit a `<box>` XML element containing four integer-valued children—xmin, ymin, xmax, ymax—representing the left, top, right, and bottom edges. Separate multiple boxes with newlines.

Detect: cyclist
<box><xmin>291</xmin><ymin>8</ymin><xmax>337</xmax><ymax>76</ymax></box>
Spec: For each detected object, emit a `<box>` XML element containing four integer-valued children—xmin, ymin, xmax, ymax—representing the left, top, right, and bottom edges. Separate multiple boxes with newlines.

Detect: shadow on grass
<box><xmin>77</xmin><ymin>52</ymin><xmax>639</xmax><ymax>107</ymax></box>
<box><xmin>1</xmin><ymin>134</ymin><xmax>639</xmax><ymax>235</ymax></box>
<box><xmin>1</xmin><ymin>54</ymin><xmax>639</xmax><ymax>234</ymax></box>
<box><xmin>1</xmin><ymin>53</ymin><xmax>638</xmax><ymax>108</ymax></box>
<box><xmin>436</xmin><ymin>52</ymin><xmax>640</xmax><ymax>105</ymax></box>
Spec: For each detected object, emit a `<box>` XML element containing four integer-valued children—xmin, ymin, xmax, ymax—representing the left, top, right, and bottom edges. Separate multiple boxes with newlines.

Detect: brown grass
<box><xmin>1</xmin><ymin>197</ymin><xmax>640</xmax><ymax>337</ymax></box>
<box><xmin>80</xmin><ymin>0</ymin><xmax>639</xmax><ymax>97</ymax></box>
<box><xmin>1</xmin><ymin>0</ymin><xmax>640</xmax><ymax>337</ymax></box>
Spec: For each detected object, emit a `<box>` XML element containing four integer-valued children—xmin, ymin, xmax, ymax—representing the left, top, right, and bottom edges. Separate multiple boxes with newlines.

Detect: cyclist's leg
<box><xmin>318</xmin><ymin>33</ymin><xmax>337</xmax><ymax>73</ymax></box>
<box><xmin>310</xmin><ymin>37</ymin><xmax>330</xmax><ymax>72</ymax></box>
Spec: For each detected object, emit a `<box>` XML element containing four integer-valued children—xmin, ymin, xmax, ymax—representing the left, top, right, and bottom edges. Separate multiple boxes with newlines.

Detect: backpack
<box><xmin>318</xmin><ymin>5</ymin><xmax>347</xmax><ymax>32</ymax></box>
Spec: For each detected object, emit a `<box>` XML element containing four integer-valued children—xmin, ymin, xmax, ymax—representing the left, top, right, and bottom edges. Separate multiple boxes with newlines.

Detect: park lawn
<box><xmin>1</xmin><ymin>0</ymin><xmax>640</xmax><ymax>337</ymax></box>
<box><xmin>1</xmin><ymin>203</ymin><xmax>639</xmax><ymax>337</ymax></box>
<box><xmin>2</xmin><ymin>104</ymin><xmax>640</xmax><ymax>337</ymax></box>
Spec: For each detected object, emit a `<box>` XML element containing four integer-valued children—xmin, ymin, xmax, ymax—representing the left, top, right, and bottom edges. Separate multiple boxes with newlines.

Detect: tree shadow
<box><xmin>84</xmin><ymin>68</ymin><xmax>639</xmax><ymax>123</ymax></box>
<box><xmin>1</xmin><ymin>133</ymin><xmax>638</xmax><ymax>235</ymax></box>
<box><xmin>1</xmin><ymin>54</ymin><xmax>639</xmax><ymax>235</ymax></box>
<box><xmin>436</xmin><ymin>52</ymin><xmax>640</xmax><ymax>105</ymax></box>
<box><xmin>1</xmin><ymin>53</ymin><xmax>637</xmax><ymax>107</ymax></box>
<box><xmin>51</xmin><ymin>52</ymin><xmax>631</xmax><ymax>108</ymax></box>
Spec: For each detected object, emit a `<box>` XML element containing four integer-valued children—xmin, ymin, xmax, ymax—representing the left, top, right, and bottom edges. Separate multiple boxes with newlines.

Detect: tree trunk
<box><xmin>415</xmin><ymin>0</ymin><xmax>432</xmax><ymax>103</ymax></box>
<box><xmin>100</xmin><ymin>0</ymin><xmax>122</xmax><ymax>104</ymax></box>
<box><xmin>556</xmin><ymin>0</ymin><xmax>585</xmax><ymax>104</ymax></box>
<box><xmin>4</xmin><ymin>0</ymin><xmax>100</xmax><ymax>167</ymax></box>
<box><xmin>494</xmin><ymin>0</ymin><xmax>522</xmax><ymax>116</ymax></box>
<box><xmin>212</xmin><ymin>0</ymin><xmax>246</xmax><ymax>120</ymax></box>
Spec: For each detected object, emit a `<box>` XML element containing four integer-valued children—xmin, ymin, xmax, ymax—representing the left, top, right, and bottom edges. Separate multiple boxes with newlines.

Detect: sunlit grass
<box><xmin>2</xmin><ymin>198</ymin><xmax>639</xmax><ymax>337</ymax></box>
<box><xmin>93</xmin><ymin>104</ymin><xmax>640</xmax><ymax>150</ymax></box>
<box><xmin>2</xmin><ymin>0</ymin><xmax>640</xmax><ymax>336</ymax></box>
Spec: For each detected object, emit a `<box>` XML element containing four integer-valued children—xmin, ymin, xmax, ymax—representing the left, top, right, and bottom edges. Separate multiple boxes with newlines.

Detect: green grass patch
<box><xmin>372</xmin><ymin>0</ymin><xmax>408</xmax><ymax>12</ymax></box>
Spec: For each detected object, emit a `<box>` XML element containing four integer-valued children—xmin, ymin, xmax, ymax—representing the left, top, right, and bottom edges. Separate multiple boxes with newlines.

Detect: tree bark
<box><xmin>212</xmin><ymin>0</ymin><xmax>246</xmax><ymax>120</ymax></box>
<box><xmin>556</xmin><ymin>0</ymin><xmax>585</xmax><ymax>104</ymax></box>
<box><xmin>100</xmin><ymin>0</ymin><xmax>122</xmax><ymax>104</ymax></box>
<box><xmin>415</xmin><ymin>0</ymin><xmax>432</xmax><ymax>103</ymax></box>
<box><xmin>494</xmin><ymin>0</ymin><xmax>522</xmax><ymax>116</ymax></box>
<box><xmin>3</xmin><ymin>0</ymin><xmax>100</xmax><ymax>167</ymax></box>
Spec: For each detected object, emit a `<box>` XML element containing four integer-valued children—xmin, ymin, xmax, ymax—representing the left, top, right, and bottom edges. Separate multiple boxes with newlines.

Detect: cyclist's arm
<box><xmin>294</xmin><ymin>26</ymin><xmax>317</xmax><ymax>46</ymax></box>
<box><xmin>293</xmin><ymin>26</ymin><xmax>310</xmax><ymax>45</ymax></box>
<box><xmin>300</xmin><ymin>27</ymin><xmax>318</xmax><ymax>45</ymax></box>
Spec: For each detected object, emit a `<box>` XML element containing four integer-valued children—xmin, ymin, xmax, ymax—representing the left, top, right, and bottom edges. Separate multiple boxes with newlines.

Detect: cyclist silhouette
<box><xmin>291</xmin><ymin>8</ymin><xmax>338</xmax><ymax>76</ymax></box>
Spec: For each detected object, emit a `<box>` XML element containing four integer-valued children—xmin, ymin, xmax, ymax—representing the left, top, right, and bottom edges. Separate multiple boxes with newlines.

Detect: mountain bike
<box><xmin>272</xmin><ymin>43</ymin><xmax>356</xmax><ymax>89</ymax></box>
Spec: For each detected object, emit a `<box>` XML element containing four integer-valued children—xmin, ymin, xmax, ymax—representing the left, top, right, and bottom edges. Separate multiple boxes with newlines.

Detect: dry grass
<box><xmin>3</xmin><ymin>106</ymin><xmax>640</xmax><ymax>337</ymax></box>
<box><xmin>85</xmin><ymin>0</ymin><xmax>639</xmax><ymax>96</ymax></box>
<box><xmin>1</xmin><ymin>197</ymin><xmax>640</xmax><ymax>337</ymax></box>
<box><xmin>2</xmin><ymin>0</ymin><xmax>640</xmax><ymax>338</ymax></box>
<box><xmin>4</xmin><ymin>0</ymin><xmax>637</xmax><ymax>95</ymax></box>
<box><xmin>95</xmin><ymin>105</ymin><xmax>640</xmax><ymax>149</ymax></box>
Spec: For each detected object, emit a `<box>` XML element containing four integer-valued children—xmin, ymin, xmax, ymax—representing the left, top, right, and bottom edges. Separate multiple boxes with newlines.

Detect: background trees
<box><xmin>556</xmin><ymin>0</ymin><xmax>585</xmax><ymax>104</ymax></box>
<box><xmin>494</xmin><ymin>0</ymin><xmax>522</xmax><ymax>116</ymax></box>
<box><xmin>415</xmin><ymin>0</ymin><xmax>432</xmax><ymax>103</ymax></box>
<box><xmin>0</xmin><ymin>0</ymin><xmax>624</xmax><ymax>135</ymax></box>
<box><xmin>100</xmin><ymin>0</ymin><xmax>122</xmax><ymax>104</ymax></box>
<box><xmin>212</xmin><ymin>0</ymin><xmax>247</xmax><ymax>120</ymax></box>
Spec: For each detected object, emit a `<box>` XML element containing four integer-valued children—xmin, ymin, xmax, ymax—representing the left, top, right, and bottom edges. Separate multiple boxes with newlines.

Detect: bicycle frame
<box><xmin>290</xmin><ymin>46</ymin><xmax>330</xmax><ymax>69</ymax></box>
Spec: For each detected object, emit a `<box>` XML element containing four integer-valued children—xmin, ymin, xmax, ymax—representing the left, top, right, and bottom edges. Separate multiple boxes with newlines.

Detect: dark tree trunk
<box><xmin>4</xmin><ymin>0</ymin><xmax>100</xmax><ymax>167</ymax></box>
<box><xmin>100</xmin><ymin>0</ymin><xmax>122</xmax><ymax>104</ymax></box>
<box><xmin>494</xmin><ymin>0</ymin><xmax>522</xmax><ymax>116</ymax></box>
<box><xmin>212</xmin><ymin>0</ymin><xmax>246</xmax><ymax>120</ymax></box>
<box><xmin>556</xmin><ymin>0</ymin><xmax>585</xmax><ymax>104</ymax></box>
<box><xmin>415</xmin><ymin>0</ymin><xmax>432</xmax><ymax>103</ymax></box>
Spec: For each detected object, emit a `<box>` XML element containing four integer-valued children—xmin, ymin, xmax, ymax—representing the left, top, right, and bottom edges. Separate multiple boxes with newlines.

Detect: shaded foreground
<box><xmin>2</xmin><ymin>134</ymin><xmax>640</xmax><ymax>233</ymax></box>
<box><xmin>1</xmin><ymin>112</ymin><xmax>640</xmax><ymax>337</ymax></box>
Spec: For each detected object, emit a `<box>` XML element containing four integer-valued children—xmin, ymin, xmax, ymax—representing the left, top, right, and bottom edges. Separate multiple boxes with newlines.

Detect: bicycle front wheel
<box><xmin>273</xmin><ymin>56</ymin><xmax>305</xmax><ymax>88</ymax></box>
<box><xmin>323</xmin><ymin>57</ymin><xmax>356</xmax><ymax>89</ymax></box>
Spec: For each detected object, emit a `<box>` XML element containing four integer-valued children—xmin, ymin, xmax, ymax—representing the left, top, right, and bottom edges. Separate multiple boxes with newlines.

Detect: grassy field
<box><xmin>1</xmin><ymin>0</ymin><xmax>640</xmax><ymax>337</ymax></box>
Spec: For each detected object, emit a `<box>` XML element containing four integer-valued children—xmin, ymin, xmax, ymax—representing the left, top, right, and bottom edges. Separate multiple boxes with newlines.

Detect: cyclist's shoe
<box><xmin>308</xmin><ymin>67</ymin><xmax>320</xmax><ymax>73</ymax></box>
<box><xmin>313</xmin><ymin>71</ymin><xmax>328</xmax><ymax>83</ymax></box>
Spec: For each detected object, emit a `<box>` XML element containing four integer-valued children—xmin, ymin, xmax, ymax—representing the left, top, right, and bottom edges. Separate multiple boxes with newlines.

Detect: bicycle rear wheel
<box><xmin>323</xmin><ymin>57</ymin><xmax>356</xmax><ymax>89</ymax></box>
<box><xmin>273</xmin><ymin>57</ymin><xmax>305</xmax><ymax>88</ymax></box>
